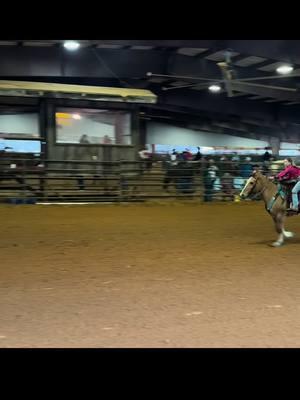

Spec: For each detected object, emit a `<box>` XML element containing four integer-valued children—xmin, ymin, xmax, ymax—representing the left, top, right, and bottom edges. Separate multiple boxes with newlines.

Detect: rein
<box><xmin>244</xmin><ymin>174</ymin><xmax>287</xmax><ymax>213</ymax></box>
<box><xmin>248</xmin><ymin>177</ymin><xmax>267</xmax><ymax>199</ymax></box>
<box><xmin>265</xmin><ymin>180</ymin><xmax>286</xmax><ymax>213</ymax></box>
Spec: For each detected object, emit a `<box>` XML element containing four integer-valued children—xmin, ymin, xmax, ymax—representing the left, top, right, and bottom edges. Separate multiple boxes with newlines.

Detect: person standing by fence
<box><xmin>203</xmin><ymin>159</ymin><xmax>218</xmax><ymax>202</ymax></box>
<box><xmin>221</xmin><ymin>172</ymin><xmax>234</xmax><ymax>201</ymax></box>
<box><xmin>163</xmin><ymin>160</ymin><xmax>179</xmax><ymax>192</ymax></box>
<box><xmin>176</xmin><ymin>160</ymin><xmax>195</xmax><ymax>194</ymax></box>
<box><xmin>138</xmin><ymin>146</ymin><xmax>153</xmax><ymax>173</ymax></box>
<box><xmin>240</xmin><ymin>157</ymin><xmax>253</xmax><ymax>179</ymax></box>
<box><xmin>193</xmin><ymin>147</ymin><xmax>202</xmax><ymax>162</ymax></box>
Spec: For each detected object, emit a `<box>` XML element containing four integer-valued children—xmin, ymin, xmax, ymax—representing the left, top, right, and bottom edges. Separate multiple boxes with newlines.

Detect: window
<box><xmin>55</xmin><ymin>108</ymin><xmax>132</xmax><ymax>145</ymax></box>
<box><xmin>0</xmin><ymin>108</ymin><xmax>39</xmax><ymax>139</ymax></box>
<box><xmin>0</xmin><ymin>106</ymin><xmax>41</xmax><ymax>154</ymax></box>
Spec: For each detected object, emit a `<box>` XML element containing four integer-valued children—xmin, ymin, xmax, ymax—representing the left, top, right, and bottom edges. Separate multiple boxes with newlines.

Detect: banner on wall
<box><xmin>147</xmin><ymin>142</ymin><xmax>300</xmax><ymax>157</ymax></box>
<box><xmin>0</xmin><ymin>139</ymin><xmax>41</xmax><ymax>153</ymax></box>
<box><xmin>148</xmin><ymin>144</ymin><xmax>272</xmax><ymax>155</ymax></box>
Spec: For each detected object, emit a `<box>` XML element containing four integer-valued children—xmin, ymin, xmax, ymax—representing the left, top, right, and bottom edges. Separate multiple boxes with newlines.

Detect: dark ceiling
<box><xmin>1</xmin><ymin>40</ymin><xmax>300</xmax><ymax>142</ymax></box>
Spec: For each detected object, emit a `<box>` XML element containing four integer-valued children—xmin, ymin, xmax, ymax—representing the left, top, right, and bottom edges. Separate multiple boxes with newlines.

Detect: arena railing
<box><xmin>0</xmin><ymin>157</ymin><xmax>279</xmax><ymax>203</ymax></box>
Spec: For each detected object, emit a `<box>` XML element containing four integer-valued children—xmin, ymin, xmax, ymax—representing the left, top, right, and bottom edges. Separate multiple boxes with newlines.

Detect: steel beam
<box><xmin>0</xmin><ymin>45</ymin><xmax>299</xmax><ymax>94</ymax></box>
<box><xmin>75</xmin><ymin>40</ymin><xmax>300</xmax><ymax>65</ymax></box>
<box><xmin>0</xmin><ymin>47</ymin><xmax>169</xmax><ymax>78</ymax></box>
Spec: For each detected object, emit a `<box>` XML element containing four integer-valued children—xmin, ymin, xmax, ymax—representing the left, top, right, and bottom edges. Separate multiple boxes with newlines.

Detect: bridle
<box><xmin>244</xmin><ymin>175</ymin><xmax>267</xmax><ymax>199</ymax></box>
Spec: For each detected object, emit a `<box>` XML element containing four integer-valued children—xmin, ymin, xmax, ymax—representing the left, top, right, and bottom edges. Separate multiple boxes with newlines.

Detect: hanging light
<box><xmin>208</xmin><ymin>84</ymin><xmax>221</xmax><ymax>93</ymax></box>
<box><xmin>63</xmin><ymin>41</ymin><xmax>80</xmax><ymax>51</ymax></box>
<box><xmin>276</xmin><ymin>65</ymin><xmax>294</xmax><ymax>75</ymax></box>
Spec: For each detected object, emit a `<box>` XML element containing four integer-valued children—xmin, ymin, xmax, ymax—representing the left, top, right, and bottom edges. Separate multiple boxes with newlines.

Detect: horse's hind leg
<box><xmin>271</xmin><ymin>213</ymin><xmax>285</xmax><ymax>247</ymax></box>
<box><xmin>283</xmin><ymin>227</ymin><xmax>294</xmax><ymax>238</ymax></box>
<box><xmin>280</xmin><ymin>209</ymin><xmax>294</xmax><ymax>239</ymax></box>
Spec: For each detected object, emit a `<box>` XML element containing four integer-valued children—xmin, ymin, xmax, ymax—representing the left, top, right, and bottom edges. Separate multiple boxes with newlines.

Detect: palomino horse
<box><xmin>240</xmin><ymin>170</ymin><xmax>297</xmax><ymax>247</ymax></box>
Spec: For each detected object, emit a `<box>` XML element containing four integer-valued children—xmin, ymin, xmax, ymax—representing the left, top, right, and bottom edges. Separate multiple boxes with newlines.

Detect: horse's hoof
<box><xmin>271</xmin><ymin>241</ymin><xmax>283</xmax><ymax>247</ymax></box>
<box><xmin>284</xmin><ymin>231</ymin><xmax>294</xmax><ymax>238</ymax></box>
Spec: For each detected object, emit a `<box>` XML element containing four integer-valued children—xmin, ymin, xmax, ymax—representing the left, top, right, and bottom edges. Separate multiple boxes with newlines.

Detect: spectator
<box><xmin>203</xmin><ymin>159</ymin><xmax>218</xmax><ymax>202</ymax></box>
<box><xmin>219</xmin><ymin>156</ymin><xmax>229</xmax><ymax>176</ymax></box>
<box><xmin>163</xmin><ymin>162</ymin><xmax>179</xmax><ymax>192</ymax></box>
<box><xmin>233</xmin><ymin>175</ymin><xmax>246</xmax><ymax>191</ymax></box>
<box><xmin>221</xmin><ymin>172</ymin><xmax>234</xmax><ymax>201</ymax></box>
<box><xmin>261</xmin><ymin>148</ymin><xmax>272</xmax><ymax>174</ymax></box>
<box><xmin>193</xmin><ymin>146</ymin><xmax>202</xmax><ymax>161</ymax></box>
<box><xmin>103</xmin><ymin>135</ymin><xmax>112</xmax><ymax>144</ymax></box>
<box><xmin>202</xmin><ymin>155</ymin><xmax>209</xmax><ymax>170</ymax></box>
<box><xmin>161</xmin><ymin>154</ymin><xmax>169</xmax><ymax>170</ymax></box>
<box><xmin>240</xmin><ymin>157</ymin><xmax>253</xmax><ymax>178</ymax></box>
<box><xmin>79</xmin><ymin>134</ymin><xmax>90</xmax><ymax>144</ymax></box>
<box><xmin>263</xmin><ymin>149</ymin><xmax>272</xmax><ymax>162</ymax></box>
<box><xmin>176</xmin><ymin>160</ymin><xmax>195</xmax><ymax>194</ymax></box>
<box><xmin>232</xmin><ymin>152</ymin><xmax>240</xmax><ymax>162</ymax></box>
<box><xmin>77</xmin><ymin>176</ymin><xmax>85</xmax><ymax>191</ymax></box>
<box><xmin>208</xmin><ymin>158</ymin><xmax>219</xmax><ymax>172</ymax></box>
<box><xmin>219</xmin><ymin>155</ymin><xmax>237</xmax><ymax>176</ymax></box>
<box><xmin>175</xmin><ymin>151</ymin><xmax>183</xmax><ymax>162</ymax></box>
<box><xmin>170</xmin><ymin>149</ymin><xmax>178</xmax><ymax>166</ymax></box>
<box><xmin>230</xmin><ymin>156</ymin><xmax>239</xmax><ymax>176</ymax></box>
<box><xmin>252</xmin><ymin>163</ymin><xmax>260</xmax><ymax>172</ymax></box>
<box><xmin>182</xmin><ymin>149</ymin><xmax>193</xmax><ymax>161</ymax></box>
<box><xmin>192</xmin><ymin>147</ymin><xmax>202</xmax><ymax>175</ymax></box>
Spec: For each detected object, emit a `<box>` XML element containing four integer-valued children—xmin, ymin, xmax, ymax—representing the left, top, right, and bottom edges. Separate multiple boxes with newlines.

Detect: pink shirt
<box><xmin>277</xmin><ymin>165</ymin><xmax>300</xmax><ymax>180</ymax></box>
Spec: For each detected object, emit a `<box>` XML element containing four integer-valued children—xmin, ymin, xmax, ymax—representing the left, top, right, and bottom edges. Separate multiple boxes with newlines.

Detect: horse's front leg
<box><xmin>271</xmin><ymin>213</ymin><xmax>285</xmax><ymax>247</ymax></box>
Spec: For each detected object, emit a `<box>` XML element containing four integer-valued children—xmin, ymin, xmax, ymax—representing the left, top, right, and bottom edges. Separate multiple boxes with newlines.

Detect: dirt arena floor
<box><xmin>1</xmin><ymin>201</ymin><xmax>300</xmax><ymax>348</ymax></box>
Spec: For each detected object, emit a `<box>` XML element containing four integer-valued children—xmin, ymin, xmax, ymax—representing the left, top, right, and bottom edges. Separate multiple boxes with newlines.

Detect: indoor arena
<box><xmin>1</xmin><ymin>40</ymin><xmax>300</xmax><ymax>348</ymax></box>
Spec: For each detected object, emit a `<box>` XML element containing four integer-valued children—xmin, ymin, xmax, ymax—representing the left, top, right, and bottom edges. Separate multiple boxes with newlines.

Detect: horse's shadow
<box><xmin>250</xmin><ymin>240</ymin><xmax>273</xmax><ymax>246</ymax></box>
<box><xmin>251</xmin><ymin>237</ymin><xmax>300</xmax><ymax>246</ymax></box>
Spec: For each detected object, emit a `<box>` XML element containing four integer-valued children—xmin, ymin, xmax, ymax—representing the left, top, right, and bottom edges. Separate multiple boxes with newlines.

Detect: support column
<box><xmin>131</xmin><ymin>107</ymin><xmax>140</xmax><ymax>161</ymax></box>
<box><xmin>139</xmin><ymin>118</ymin><xmax>147</xmax><ymax>147</ymax></box>
<box><xmin>38</xmin><ymin>98</ymin><xmax>47</xmax><ymax>160</ymax></box>
<box><xmin>114</xmin><ymin>114</ymin><xmax>123</xmax><ymax>145</ymax></box>
<box><xmin>44</xmin><ymin>99</ymin><xmax>56</xmax><ymax>160</ymax></box>
<box><xmin>268</xmin><ymin>137</ymin><xmax>281</xmax><ymax>156</ymax></box>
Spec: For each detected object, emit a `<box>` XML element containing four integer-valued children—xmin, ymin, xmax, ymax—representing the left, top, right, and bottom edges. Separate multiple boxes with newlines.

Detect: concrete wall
<box><xmin>279</xmin><ymin>142</ymin><xmax>300</xmax><ymax>157</ymax></box>
<box><xmin>146</xmin><ymin>121</ymin><xmax>269</xmax><ymax>149</ymax></box>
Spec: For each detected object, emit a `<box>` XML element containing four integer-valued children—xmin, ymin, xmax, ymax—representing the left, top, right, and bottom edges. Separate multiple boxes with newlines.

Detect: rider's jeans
<box><xmin>292</xmin><ymin>180</ymin><xmax>300</xmax><ymax>208</ymax></box>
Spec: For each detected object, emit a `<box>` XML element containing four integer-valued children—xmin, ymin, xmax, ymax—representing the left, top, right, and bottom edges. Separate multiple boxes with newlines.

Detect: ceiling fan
<box><xmin>146</xmin><ymin>50</ymin><xmax>300</xmax><ymax>98</ymax></box>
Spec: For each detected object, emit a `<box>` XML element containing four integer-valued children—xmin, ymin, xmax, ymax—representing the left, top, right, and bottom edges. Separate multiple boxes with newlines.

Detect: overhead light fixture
<box><xmin>276</xmin><ymin>65</ymin><xmax>294</xmax><ymax>75</ymax></box>
<box><xmin>208</xmin><ymin>84</ymin><xmax>221</xmax><ymax>93</ymax></box>
<box><xmin>63</xmin><ymin>41</ymin><xmax>80</xmax><ymax>51</ymax></box>
<box><xmin>72</xmin><ymin>114</ymin><xmax>81</xmax><ymax>120</ymax></box>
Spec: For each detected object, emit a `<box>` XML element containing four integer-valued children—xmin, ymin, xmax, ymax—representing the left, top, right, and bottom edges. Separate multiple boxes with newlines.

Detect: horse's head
<box><xmin>240</xmin><ymin>170</ymin><xmax>263</xmax><ymax>199</ymax></box>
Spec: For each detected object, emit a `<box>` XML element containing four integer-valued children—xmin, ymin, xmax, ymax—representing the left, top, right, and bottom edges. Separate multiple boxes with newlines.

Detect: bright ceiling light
<box><xmin>63</xmin><ymin>41</ymin><xmax>80</xmax><ymax>51</ymax></box>
<box><xmin>208</xmin><ymin>84</ymin><xmax>221</xmax><ymax>93</ymax></box>
<box><xmin>72</xmin><ymin>114</ymin><xmax>81</xmax><ymax>120</ymax></box>
<box><xmin>276</xmin><ymin>65</ymin><xmax>294</xmax><ymax>75</ymax></box>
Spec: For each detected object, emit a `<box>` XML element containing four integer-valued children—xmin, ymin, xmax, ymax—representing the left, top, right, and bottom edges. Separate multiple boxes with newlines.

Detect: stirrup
<box><xmin>287</xmin><ymin>206</ymin><xmax>298</xmax><ymax>212</ymax></box>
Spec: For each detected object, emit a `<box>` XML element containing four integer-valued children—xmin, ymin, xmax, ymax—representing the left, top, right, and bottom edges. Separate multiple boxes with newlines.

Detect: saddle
<box><xmin>277</xmin><ymin>179</ymin><xmax>300</xmax><ymax>214</ymax></box>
